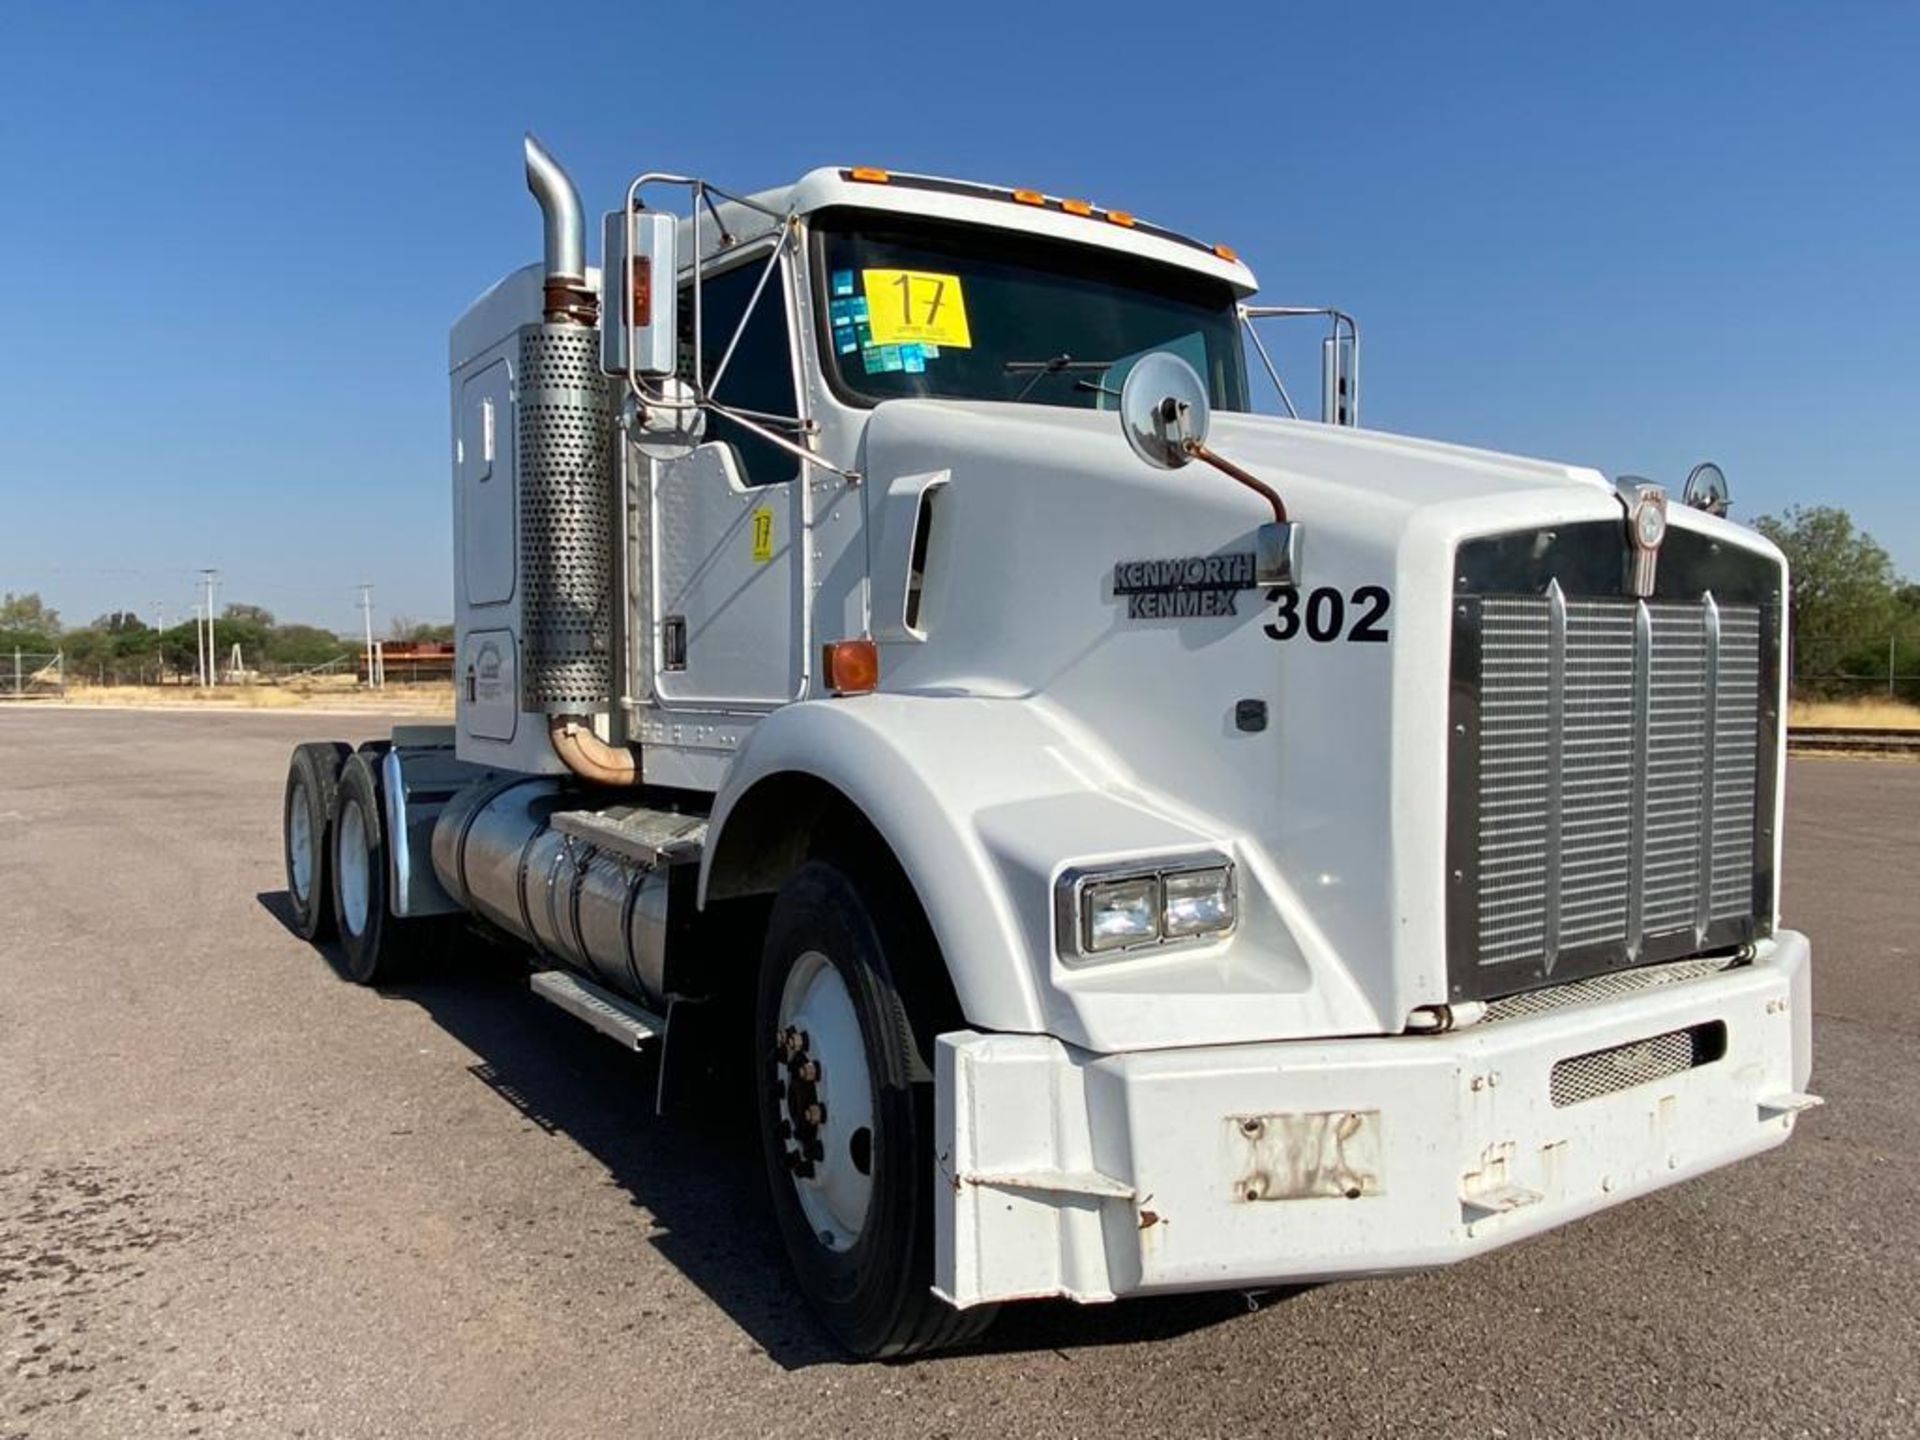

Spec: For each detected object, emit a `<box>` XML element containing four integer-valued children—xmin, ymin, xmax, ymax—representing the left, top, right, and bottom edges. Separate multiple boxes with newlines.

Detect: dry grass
<box><xmin>52</xmin><ymin>681</ymin><xmax>454</xmax><ymax>714</ymax></box>
<box><xmin>1788</xmin><ymin>697</ymin><xmax>1920</xmax><ymax>731</ymax></box>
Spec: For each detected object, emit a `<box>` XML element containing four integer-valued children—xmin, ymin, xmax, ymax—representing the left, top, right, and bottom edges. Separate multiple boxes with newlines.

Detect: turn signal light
<box><xmin>822</xmin><ymin>638</ymin><xmax>879</xmax><ymax>695</ymax></box>
<box><xmin>1061</xmin><ymin>197</ymin><xmax>1093</xmax><ymax>216</ymax></box>
<box><xmin>1011</xmin><ymin>188</ymin><xmax>1045</xmax><ymax>206</ymax></box>
<box><xmin>630</xmin><ymin>255</ymin><xmax>652</xmax><ymax>327</ymax></box>
<box><xmin>849</xmin><ymin>166</ymin><xmax>891</xmax><ymax>183</ymax></box>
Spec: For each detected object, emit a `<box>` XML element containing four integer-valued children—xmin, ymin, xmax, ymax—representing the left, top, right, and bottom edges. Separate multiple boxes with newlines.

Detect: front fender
<box><xmin>702</xmin><ymin>694</ymin><xmax>1377</xmax><ymax>1053</ymax></box>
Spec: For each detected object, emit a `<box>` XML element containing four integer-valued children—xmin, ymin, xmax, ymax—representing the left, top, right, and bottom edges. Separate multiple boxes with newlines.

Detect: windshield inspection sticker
<box><xmin>1114</xmin><ymin>552</ymin><xmax>1258</xmax><ymax>619</ymax></box>
<box><xmin>862</xmin><ymin>269</ymin><xmax>973</xmax><ymax>348</ymax></box>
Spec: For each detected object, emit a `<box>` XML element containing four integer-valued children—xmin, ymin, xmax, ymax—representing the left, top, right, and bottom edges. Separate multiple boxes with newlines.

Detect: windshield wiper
<box><xmin>1003</xmin><ymin>354</ymin><xmax>1112</xmax><ymax>402</ymax></box>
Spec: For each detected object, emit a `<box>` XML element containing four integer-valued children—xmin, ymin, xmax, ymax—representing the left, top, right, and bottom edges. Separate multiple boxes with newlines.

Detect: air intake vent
<box><xmin>1550</xmin><ymin>1021</ymin><xmax>1726</xmax><ymax>1107</ymax></box>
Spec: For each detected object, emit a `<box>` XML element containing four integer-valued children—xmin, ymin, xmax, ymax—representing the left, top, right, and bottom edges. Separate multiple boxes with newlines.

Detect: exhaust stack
<box><xmin>523</xmin><ymin>132</ymin><xmax>597</xmax><ymax>325</ymax></box>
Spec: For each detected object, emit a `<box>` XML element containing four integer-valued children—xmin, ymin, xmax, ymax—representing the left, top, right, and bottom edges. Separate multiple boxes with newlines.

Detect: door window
<box><xmin>679</xmin><ymin>259</ymin><xmax>799</xmax><ymax>486</ymax></box>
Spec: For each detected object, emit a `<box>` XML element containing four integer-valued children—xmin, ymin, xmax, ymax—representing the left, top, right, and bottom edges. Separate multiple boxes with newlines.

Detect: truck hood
<box><xmin>856</xmin><ymin>399</ymin><xmax>1780</xmax><ymax>1052</ymax></box>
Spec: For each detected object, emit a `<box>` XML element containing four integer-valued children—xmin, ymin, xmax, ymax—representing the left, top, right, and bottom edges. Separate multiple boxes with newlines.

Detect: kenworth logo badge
<box><xmin>1113</xmin><ymin>552</ymin><xmax>1258</xmax><ymax>619</ymax></box>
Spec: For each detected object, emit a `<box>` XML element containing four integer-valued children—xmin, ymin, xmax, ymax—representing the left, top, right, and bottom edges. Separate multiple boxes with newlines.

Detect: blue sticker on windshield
<box><xmin>838</xmin><ymin>333</ymin><xmax>859</xmax><ymax>354</ymax></box>
<box><xmin>852</xmin><ymin>297</ymin><xmax>869</xmax><ymax>320</ymax></box>
<box><xmin>832</xmin><ymin>269</ymin><xmax>855</xmax><ymax>297</ymax></box>
<box><xmin>922</xmin><ymin>344</ymin><xmax>940</xmax><ymax>359</ymax></box>
<box><xmin>900</xmin><ymin>343</ymin><xmax>926</xmax><ymax>373</ymax></box>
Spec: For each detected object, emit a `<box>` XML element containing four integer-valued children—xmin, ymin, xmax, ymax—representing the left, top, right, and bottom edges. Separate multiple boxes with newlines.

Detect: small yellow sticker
<box><xmin>862</xmin><ymin>269</ymin><xmax>972</xmax><ymax>348</ymax></box>
<box><xmin>750</xmin><ymin>506</ymin><xmax>774</xmax><ymax>563</ymax></box>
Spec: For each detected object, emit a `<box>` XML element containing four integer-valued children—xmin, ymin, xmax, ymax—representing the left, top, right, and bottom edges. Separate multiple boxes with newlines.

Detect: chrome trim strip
<box><xmin>1626</xmin><ymin>599</ymin><xmax>1653</xmax><ymax>959</ymax></box>
<box><xmin>1696</xmin><ymin>592</ymin><xmax>1721</xmax><ymax>944</ymax></box>
<box><xmin>1543</xmin><ymin>580</ymin><xmax>1567</xmax><ymax>968</ymax></box>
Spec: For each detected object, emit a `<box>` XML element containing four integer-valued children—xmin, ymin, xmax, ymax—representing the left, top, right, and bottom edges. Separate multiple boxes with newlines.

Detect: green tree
<box><xmin>262</xmin><ymin>624</ymin><xmax>349</xmax><ymax>667</ymax></box>
<box><xmin>0</xmin><ymin>591</ymin><xmax>60</xmax><ymax>637</ymax></box>
<box><xmin>1752</xmin><ymin>506</ymin><xmax>1897</xmax><ymax>685</ymax></box>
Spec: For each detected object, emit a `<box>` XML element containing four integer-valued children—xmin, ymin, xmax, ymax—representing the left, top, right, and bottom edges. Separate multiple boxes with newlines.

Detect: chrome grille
<box><xmin>1453</xmin><ymin>572</ymin><xmax>1773</xmax><ymax>999</ymax></box>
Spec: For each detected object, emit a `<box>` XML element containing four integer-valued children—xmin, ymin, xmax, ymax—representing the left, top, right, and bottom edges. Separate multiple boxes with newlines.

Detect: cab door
<box><xmin>650</xmin><ymin>252</ymin><xmax>804</xmax><ymax>707</ymax></box>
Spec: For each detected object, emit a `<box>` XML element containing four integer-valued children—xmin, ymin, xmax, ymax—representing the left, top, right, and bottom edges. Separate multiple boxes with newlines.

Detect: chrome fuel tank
<box><xmin>430</xmin><ymin>779</ymin><xmax>676</xmax><ymax>1007</ymax></box>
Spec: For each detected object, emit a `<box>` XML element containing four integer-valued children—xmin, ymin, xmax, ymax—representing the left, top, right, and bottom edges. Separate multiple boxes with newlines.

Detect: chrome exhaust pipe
<box><xmin>523</xmin><ymin>132</ymin><xmax>595</xmax><ymax>324</ymax></box>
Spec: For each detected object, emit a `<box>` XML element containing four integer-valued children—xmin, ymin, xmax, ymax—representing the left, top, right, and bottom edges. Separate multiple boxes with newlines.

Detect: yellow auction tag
<box><xmin>862</xmin><ymin>269</ymin><xmax>972</xmax><ymax>348</ymax></box>
<box><xmin>750</xmin><ymin>506</ymin><xmax>774</xmax><ymax>563</ymax></box>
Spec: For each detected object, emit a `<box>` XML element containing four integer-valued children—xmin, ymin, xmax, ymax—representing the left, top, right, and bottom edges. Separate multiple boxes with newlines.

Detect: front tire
<box><xmin>755</xmin><ymin>858</ymin><xmax>994</xmax><ymax>1358</ymax></box>
<box><xmin>283</xmin><ymin>741</ymin><xmax>352</xmax><ymax>941</ymax></box>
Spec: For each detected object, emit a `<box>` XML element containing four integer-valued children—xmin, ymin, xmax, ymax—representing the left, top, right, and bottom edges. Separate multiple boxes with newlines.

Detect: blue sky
<box><xmin>1</xmin><ymin>1</ymin><xmax>1914</xmax><ymax>633</ymax></box>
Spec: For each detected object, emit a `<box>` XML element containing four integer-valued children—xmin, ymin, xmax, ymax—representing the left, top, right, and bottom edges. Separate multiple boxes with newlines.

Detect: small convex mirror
<box><xmin>623</xmin><ymin>380</ymin><xmax>707</xmax><ymax>463</ymax></box>
<box><xmin>1119</xmin><ymin>352</ymin><xmax>1211</xmax><ymax>469</ymax></box>
<box><xmin>1683</xmin><ymin>461</ymin><xmax>1731</xmax><ymax>518</ymax></box>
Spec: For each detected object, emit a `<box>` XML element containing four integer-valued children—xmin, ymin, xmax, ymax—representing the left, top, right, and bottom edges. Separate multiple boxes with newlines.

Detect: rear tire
<box><xmin>330</xmin><ymin>751</ymin><xmax>432</xmax><ymax>984</ymax></box>
<box><xmin>755</xmin><ymin>858</ymin><xmax>996</xmax><ymax>1358</ymax></box>
<box><xmin>283</xmin><ymin>741</ymin><xmax>352</xmax><ymax>941</ymax></box>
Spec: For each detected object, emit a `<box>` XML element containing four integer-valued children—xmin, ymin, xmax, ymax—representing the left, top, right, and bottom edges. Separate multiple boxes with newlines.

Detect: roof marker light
<box><xmin>1212</xmin><ymin>242</ymin><xmax>1239</xmax><ymax>262</ymax></box>
<box><xmin>1106</xmin><ymin>209</ymin><xmax>1137</xmax><ymax>228</ymax></box>
<box><xmin>849</xmin><ymin>166</ymin><xmax>891</xmax><ymax>183</ymax></box>
<box><xmin>1061</xmin><ymin>197</ymin><xmax>1094</xmax><ymax>216</ymax></box>
<box><xmin>1011</xmin><ymin>188</ymin><xmax>1045</xmax><ymax>206</ymax></box>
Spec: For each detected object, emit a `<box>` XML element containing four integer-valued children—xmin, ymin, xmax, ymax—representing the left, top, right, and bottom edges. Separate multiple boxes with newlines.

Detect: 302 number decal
<box><xmin>1263</xmin><ymin>585</ymin><xmax>1391</xmax><ymax>643</ymax></box>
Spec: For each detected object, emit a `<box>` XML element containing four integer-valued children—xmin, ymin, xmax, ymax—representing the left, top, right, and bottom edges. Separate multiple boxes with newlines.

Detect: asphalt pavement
<box><xmin>1</xmin><ymin>708</ymin><xmax>1914</xmax><ymax>1438</ymax></box>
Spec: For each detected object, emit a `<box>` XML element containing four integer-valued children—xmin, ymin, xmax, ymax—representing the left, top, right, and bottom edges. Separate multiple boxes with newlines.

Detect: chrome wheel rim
<box><xmin>774</xmin><ymin>950</ymin><xmax>875</xmax><ymax>1252</ymax></box>
<box><xmin>337</xmin><ymin>800</ymin><xmax>370</xmax><ymax>936</ymax></box>
<box><xmin>288</xmin><ymin>781</ymin><xmax>314</xmax><ymax>905</ymax></box>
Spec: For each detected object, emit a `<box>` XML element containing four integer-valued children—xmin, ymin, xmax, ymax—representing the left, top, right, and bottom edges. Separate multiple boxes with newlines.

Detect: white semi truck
<box><xmin>280</xmin><ymin>135</ymin><xmax>1818</xmax><ymax>1357</ymax></box>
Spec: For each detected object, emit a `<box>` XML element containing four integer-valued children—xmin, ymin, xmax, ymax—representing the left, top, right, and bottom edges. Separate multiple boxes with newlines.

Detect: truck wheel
<box><xmin>330</xmin><ymin>751</ymin><xmax>417</xmax><ymax>985</ymax></box>
<box><xmin>283</xmin><ymin>741</ymin><xmax>352</xmax><ymax>941</ymax></box>
<box><xmin>755</xmin><ymin>858</ymin><xmax>995</xmax><ymax>1358</ymax></box>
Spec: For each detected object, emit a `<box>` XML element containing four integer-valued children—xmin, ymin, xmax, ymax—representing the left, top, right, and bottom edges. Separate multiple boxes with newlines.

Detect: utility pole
<box><xmin>358</xmin><ymin>585</ymin><xmax>377</xmax><ymax>689</ymax></box>
<box><xmin>200</xmin><ymin>569</ymin><xmax>222</xmax><ymax>685</ymax></box>
<box><xmin>194</xmin><ymin>601</ymin><xmax>206</xmax><ymax>688</ymax></box>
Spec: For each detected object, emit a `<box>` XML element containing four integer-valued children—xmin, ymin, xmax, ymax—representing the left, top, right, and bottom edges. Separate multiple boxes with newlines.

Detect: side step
<box><xmin>529</xmin><ymin>969</ymin><xmax>663</xmax><ymax>1051</ymax></box>
<box><xmin>549</xmin><ymin>804</ymin><xmax>707</xmax><ymax>866</ymax></box>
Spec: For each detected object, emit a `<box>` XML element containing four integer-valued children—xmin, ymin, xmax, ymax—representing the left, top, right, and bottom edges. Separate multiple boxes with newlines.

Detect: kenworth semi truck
<box><xmin>279</xmin><ymin>135</ymin><xmax>1818</xmax><ymax>1358</ymax></box>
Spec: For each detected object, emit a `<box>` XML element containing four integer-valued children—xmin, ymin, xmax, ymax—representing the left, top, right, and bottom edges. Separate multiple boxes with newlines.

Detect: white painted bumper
<box><xmin>935</xmin><ymin>932</ymin><xmax>1814</xmax><ymax>1308</ymax></box>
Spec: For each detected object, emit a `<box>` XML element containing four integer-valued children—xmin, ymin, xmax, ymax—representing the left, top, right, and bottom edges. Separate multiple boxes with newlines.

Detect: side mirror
<box><xmin>601</xmin><ymin>208</ymin><xmax>679</xmax><ymax>379</ymax></box>
<box><xmin>1118</xmin><ymin>352</ymin><xmax>1211</xmax><ymax>469</ymax></box>
<box><xmin>1682</xmin><ymin>461</ymin><xmax>1731</xmax><ymax>518</ymax></box>
<box><xmin>1119</xmin><ymin>352</ymin><xmax>1298</xmax><ymax>585</ymax></box>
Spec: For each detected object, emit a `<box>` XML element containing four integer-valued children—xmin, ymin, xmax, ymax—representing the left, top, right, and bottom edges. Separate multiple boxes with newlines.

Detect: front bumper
<box><xmin>935</xmin><ymin>931</ymin><xmax>1814</xmax><ymax>1308</ymax></box>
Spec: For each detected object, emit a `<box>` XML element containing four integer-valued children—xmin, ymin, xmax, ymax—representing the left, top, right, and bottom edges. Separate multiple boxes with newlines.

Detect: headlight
<box><xmin>1056</xmin><ymin>855</ymin><xmax>1237</xmax><ymax>962</ymax></box>
<box><xmin>1082</xmin><ymin>875</ymin><xmax>1160</xmax><ymax>952</ymax></box>
<box><xmin>1162</xmin><ymin>866</ymin><xmax>1235</xmax><ymax>937</ymax></box>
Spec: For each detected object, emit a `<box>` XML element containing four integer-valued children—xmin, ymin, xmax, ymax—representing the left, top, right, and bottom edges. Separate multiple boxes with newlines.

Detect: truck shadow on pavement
<box><xmin>257</xmin><ymin>892</ymin><xmax>1278</xmax><ymax>1369</ymax></box>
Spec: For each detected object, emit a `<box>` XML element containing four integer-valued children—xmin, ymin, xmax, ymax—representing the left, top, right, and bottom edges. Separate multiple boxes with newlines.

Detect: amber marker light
<box><xmin>1061</xmin><ymin>197</ymin><xmax>1094</xmax><ymax>216</ymax></box>
<box><xmin>822</xmin><ymin>638</ymin><xmax>880</xmax><ymax>695</ymax></box>
<box><xmin>1011</xmin><ymin>188</ymin><xmax>1045</xmax><ymax>206</ymax></box>
<box><xmin>849</xmin><ymin>166</ymin><xmax>891</xmax><ymax>183</ymax></box>
<box><xmin>1106</xmin><ymin>209</ymin><xmax>1137</xmax><ymax>227</ymax></box>
<box><xmin>1212</xmin><ymin>242</ymin><xmax>1239</xmax><ymax>262</ymax></box>
<box><xmin>630</xmin><ymin>255</ymin><xmax>652</xmax><ymax>326</ymax></box>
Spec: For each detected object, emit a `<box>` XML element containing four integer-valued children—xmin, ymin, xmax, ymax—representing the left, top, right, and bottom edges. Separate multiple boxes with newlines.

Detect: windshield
<box><xmin>812</xmin><ymin>209</ymin><xmax>1248</xmax><ymax>412</ymax></box>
